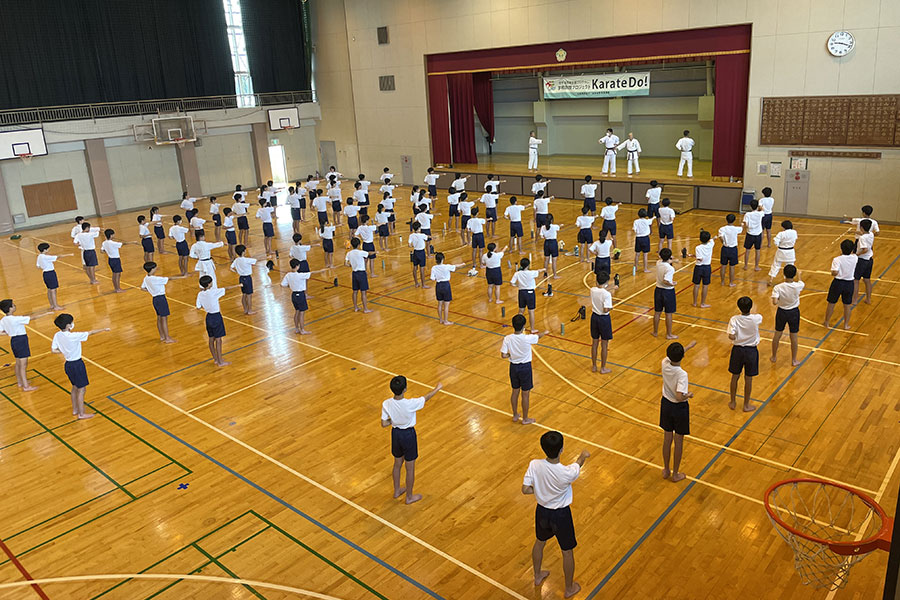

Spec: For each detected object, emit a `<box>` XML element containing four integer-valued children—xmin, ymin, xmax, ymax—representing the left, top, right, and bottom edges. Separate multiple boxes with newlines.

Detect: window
<box><xmin>223</xmin><ymin>0</ymin><xmax>255</xmax><ymax>107</ymax></box>
<box><xmin>379</xmin><ymin>75</ymin><xmax>395</xmax><ymax>91</ymax></box>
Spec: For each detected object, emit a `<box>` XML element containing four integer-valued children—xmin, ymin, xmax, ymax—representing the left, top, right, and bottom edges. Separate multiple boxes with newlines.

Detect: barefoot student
<box><xmin>483</xmin><ymin>243</ymin><xmax>508</xmax><ymax>304</ymax></box>
<box><xmin>575</xmin><ymin>207</ymin><xmax>596</xmax><ymax>262</ymax></box>
<box><xmin>138</xmin><ymin>215</ymin><xmax>154</xmax><ymax>262</ymax></box>
<box><xmin>195</xmin><ymin>275</ymin><xmax>233</xmax><ymax>367</ymax></box>
<box><xmin>854</xmin><ymin>219</ymin><xmax>874</xmax><ymax>305</ymax></box>
<box><xmin>280</xmin><ymin>258</ymin><xmax>314</xmax><ymax>334</ymax></box>
<box><xmin>771</xmin><ymin>265</ymin><xmax>804</xmax><ymax>366</ymax></box>
<box><xmin>767</xmin><ymin>220</ymin><xmax>797</xmax><ymax>286</ymax></box>
<box><xmin>652</xmin><ymin>248</ymin><xmax>677</xmax><ymax>339</ymax></box>
<box><xmin>169</xmin><ymin>216</ymin><xmax>191</xmax><ymax>277</ymax></box>
<box><xmin>0</xmin><ymin>299</ymin><xmax>45</xmax><ymax>391</ymax></box>
<box><xmin>408</xmin><ymin>223</ymin><xmax>429</xmax><ymax>288</ymax></box>
<box><xmin>824</xmin><ymin>239</ymin><xmax>858</xmax><ymax>330</ymax></box>
<box><xmin>140</xmin><ymin>262</ymin><xmax>175</xmax><ymax>343</ymax></box>
<box><xmin>660</xmin><ymin>340</ymin><xmax>696</xmax><ymax>483</ymax></box>
<box><xmin>74</xmin><ymin>222</ymin><xmax>101</xmax><ymax>284</ymax></box>
<box><xmin>742</xmin><ymin>199</ymin><xmax>764</xmax><ymax>271</ymax></box>
<box><xmin>522</xmin><ymin>430</ymin><xmax>589</xmax><ymax>599</ymax></box>
<box><xmin>229</xmin><ymin>245</ymin><xmax>257</xmax><ymax>315</ymax></box>
<box><xmin>504</xmin><ymin>196</ymin><xmax>529</xmax><ymax>253</ymax></box>
<box><xmin>510</xmin><ymin>258</ymin><xmax>541</xmax><ymax>333</ymax></box>
<box><xmin>718</xmin><ymin>213</ymin><xmax>742</xmax><ymax>287</ymax></box>
<box><xmin>100</xmin><ymin>229</ymin><xmax>126</xmax><ymax>293</ymax></box>
<box><xmin>633</xmin><ymin>208</ymin><xmax>655</xmax><ymax>273</ymax></box>
<box><xmin>500</xmin><ymin>314</ymin><xmax>548</xmax><ymax>425</ymax></box>
<box><xmin>345</xmin><ymin>238</ymin><xmax>373</xmax><ymax>313</ymax></box>
<box><xmin>380</xmin><ymin>375</ymin><xmax>443</xmax><ymax>505</ymax></box>
<box><xmin>51</xmin><ymin>313</ymin><xmax>109</xmax><ymax>419</ymax></box>
<box><xmin>539</xmin><ymin>214</ymin><xmax>561</xmax><ymax>279</ymax></box>
<box><xmin>37</xmin><ymin>243</ymin><xmax>69</xmax><ymax>311</ymax></box>
<box><xmin>727</xmin><ymin>296</ymin><xmax>762</xmax><ymax>412</ymax></box>
<box><xmin>690</xmin><ymin>230</ymin><xmax>715</xmax><ymax>308</ymax></box>
<box><xmin>430</xmin><ymin>253</ymin><xmax>466</xmax><ymax>326</ymax></box>
<box><xmin>589</xmin><ymin>271</ymin><xmax>616</xmax><ymax>374</ymax></box>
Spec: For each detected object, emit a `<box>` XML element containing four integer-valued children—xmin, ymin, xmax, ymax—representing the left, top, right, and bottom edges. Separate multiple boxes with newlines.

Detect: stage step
<box><xmin>660</xmin><ymin>185</ymin><xmax>694</xmax><ymax>213</ymax></box>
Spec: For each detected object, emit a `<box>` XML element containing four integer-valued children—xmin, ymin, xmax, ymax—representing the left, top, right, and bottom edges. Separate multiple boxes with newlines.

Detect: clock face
<box><xmin>827</xmin><ymin>31</ymin><xmax>855</xmax><ymax>57</ymax></box>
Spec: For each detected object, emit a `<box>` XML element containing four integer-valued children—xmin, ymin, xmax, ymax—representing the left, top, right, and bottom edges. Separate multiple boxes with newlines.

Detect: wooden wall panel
<box><xmin>760</xmin><ymin>94</ymin><xmax>900</xmax><ymax>147</ymax></box>
<box><xmin>22</xmin><ymin>179</ymin><xmax>77</xmax><ymax>217</ymax></box>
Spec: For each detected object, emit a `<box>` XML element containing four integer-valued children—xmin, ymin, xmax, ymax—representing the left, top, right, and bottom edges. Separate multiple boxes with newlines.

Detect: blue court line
<box><xmin>584</xmin><ymin>251</ymin><xmax>900</xmax><ymax>598</ymax></box>
<box><xmin>104</xmin><ymin>393</ymin><xmax>445</xmax><ymax>600</ymax></box>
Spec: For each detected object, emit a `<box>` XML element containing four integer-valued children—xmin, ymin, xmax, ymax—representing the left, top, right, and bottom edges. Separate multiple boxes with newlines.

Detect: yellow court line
<box><xmin>772</xmin><ymin>266</ymin><xmax>900</xmax><ymax>286</ymax></box>
<box><xmin>187</xmin><ymin>354</ymin><xmax>329</xmax><ymax>414</ymax></box>
<box><xmin>580</xmin><ymin>260</ymin><xmax>697</xmax><ymax>308</ymax></box>
<box><xmin>0</xmin><ymin>574</ymin><xmax>343</xmax><ymax>599</ymax></box>
<box><xmin>531</xmin><ymin>348</ymin><xmax>879</xmax><ymax>496</ymax></box>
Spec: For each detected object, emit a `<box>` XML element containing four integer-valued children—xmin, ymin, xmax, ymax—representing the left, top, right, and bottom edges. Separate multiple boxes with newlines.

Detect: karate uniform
<box><xmin>676</xmin><ymin>136</ymin><xmax>695</xmax><ymax>177</ymax></box>
<box><xmin>616</xmin><ymin>137</ymin><xmax>642</xmax><ymax>175</ymax></box>
<box><xmin>528</xmin><ymin>136</ymin><xmax>542</xmax><ymax>169</ymax></box>
<box><xmin>600</xmin><ymin>133</ymin><xmax>620</xmax><ymax>174</ymax></box>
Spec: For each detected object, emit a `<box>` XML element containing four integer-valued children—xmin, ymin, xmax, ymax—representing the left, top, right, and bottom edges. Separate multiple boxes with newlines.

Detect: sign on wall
<box><xmin>543</xmin><ymin>72</ymin><xmax>650</xmax><ymax>99</ymax></box>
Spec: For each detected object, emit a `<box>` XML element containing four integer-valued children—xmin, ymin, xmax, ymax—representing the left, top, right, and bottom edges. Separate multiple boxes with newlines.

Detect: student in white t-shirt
<box><xmin>660</xmin><ymin>340</ymin><xmax>697</xmax><ymax>483</ymax></box>
<box><xmin>633</xmin><ymin>209</ymin><xmax>656</xmax><ymax>273</ymax></box>
<box><xmin>676</xmin><ymin>131</ymin><xmax>694</xmax><ymax>177</ymax></box>
<box><xmin>504</xmin><ymin>196</ymin><xmax>531</xmax><ymax>253</ymax></box>
<box><xmin>689</xmin><ymin>230</ymin><xmax>715</xmax><ymax>308</ymax></box>
<box><xmin>36</xmin><ymin>243</ymin><xmax>71</xmax><ymax>311</ymax></box>
<box><xmin>657</xmin><ymin>198</ymin><xmax>677</xmax><ymax>252</ymax></box>
<box><xmin>51</xmin><ymin>313</ymin><xmax>110</xmax><ymax>419</ymax></box>
<box><xmin>522</xmin><ymin>430</ymin><xmax>589</xmax><ymax>598</ymax></box>
<box><xmin>539</xmin><ymin>214</ymin><xmax>562</xmax><ymax>279</ymax></box>
<box><xmin>589</xmin><ymin>272</ymin><xmax>617</xmax><ymax>374</ymax></box>
<box><xmin>510</xmin><ymin>258</ymin><xmax>542</xmax><ymax>333</ymax></box>
<box><xmin>501</xmin><ymin>313</ymin><xmax>548</xmax><ymax>424</ymax></box>
<box><xmin>484</xmin><ymin>173</ymin><xmax>506</xmax><ymax>194</ymax></box>
<box><xmin>381</xmin><ymin>375</ymin><xmax>443</xmax><ymax>505</ymax></box>
<box><xmin>430</xmin><ymin>252</ymin><xmax>466</xmax><ymax>326</ymax></box>
<box><xmin>479</xmin><ymin>190</ymin><xmax>503</xmax><ymax>239</ymax></box>
<box><xmin>482</xmin><ymin>243</ymin><xmax>508</xmax><ymax>304</ymax></box>
<box><xmin>742</xmin><ymin>199</ymin><xmax>765</xmax><ymax>272</ymax></box>
<box><xmin>646</xmin><ymin>180</ymin><xmax>662</xmax><ymax>218</ymax></box>
<box><xmin>345</xmin><ymin>238</ymin><xmax>374</xmax><ymax>314</ymax></box>
<box><xmin>653</xmin><ymin>248</ymin><xmax>677</xmax><ymax>339</ymax></box>
<box><xmin>408</xmin><ymin>223</ymin><xmax>430</xmax><ymax>289</ymax></box>
<box><xmin>0</xmin><ymin>298</ymin><xmax>48</xmax><ymax>391</ymax></box>
<box><xmin>280</xmin><ymin>258</ymin><xmax>326</xmax><ymax>335</ymax></box>
<box><xmin>424</xmin><ymin>167</ymin><xmax>442</xmax><ymax>199</ymax></box>
<box><xmin>727</xmin><ymin>296</ymin><xmax>763</xmax><ymax>412</ymax></box>
<box><xmin>74</xmin><ymin>222</ymin><xmax>102</xmax><ymax>284</ymax></box>
<box><xmin>824</xmin><ymin>239</ymin><xmax>859</xmax><ymax>330</ymax></box>
<box><xmin>575</xmin><ymin>206</ymin><xmax>597</xmax><ymax>264</ymax></box>
<box><xmin>100</xmin><ymin>229</ymin><xmax>127</xmax><ymax>293</ymax></box>
<box><xmin>771</xmin><ymin>265</ymin><xmax>804</xmax><ymax>366</ymax></box>
<box><xmin>169</xmin><ymin>215</ymin><xmax>191</xmax><ymax>277</ymax></box>
<box><xmin>580</xmin><ymin>175</ymin><xmax>598</xmax><ymax>215</ymax></box>
<box><xmin>230</xmin><ymin>245</ymin><xmax>258</xmax><ymax>315</ymax></box>
<box><xmin>854</xmin><ymin>219</ymin><xmax>875</xmax><ymax>305</ymax></box>
<box><xmin>588</xmin><ymin>237</ymin><xmax>613</xmax><ymax>278</ymax></box>
<box><xmin>842</xmin><ymin>204</ymin><xmax>880</xmax><ymax>238</ymax></box>
<box><xmin>467</xmin><ymin>207</ymin><xmax>487</xmax><ymax>266</ymax></box>
<box><xmin>759</xmin><ymin>187</ymin><xmax>775</xmax><ymax>248</ymax></box>
<box><xmin>718</xmin><ymin>213</ymin><xmax>743</xmax><ymax>287</ymax></box>
<box><xmin>767</xmin><ymin>220</ymin><xmax>798</xmax><ymax>285</ymax></box>
<box><xmin>141</xmin><ymin>261</ymin><xmax>175</xmax><ymax>344</ymax></box>
<box><xmin>599</xmin><ymin>197</ymin><xmax>621</xmax><ymax>249</ymax></box>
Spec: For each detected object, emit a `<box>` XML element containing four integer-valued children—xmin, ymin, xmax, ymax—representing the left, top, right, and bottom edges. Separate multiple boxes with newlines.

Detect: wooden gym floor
<box><xmin>0</xmin><ymin>184</ymin><xmax>898</xmax><ymax>599</ymax></box>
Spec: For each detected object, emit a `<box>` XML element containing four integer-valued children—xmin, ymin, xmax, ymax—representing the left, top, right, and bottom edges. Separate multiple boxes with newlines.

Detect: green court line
<box><xmin>0</xmin><ymin>389</ymin><xmax>136</xmax><ymax>500</ymax></box>
<box><xmin>0</xmin><ymin>416</ymin><xmax>80</xmax><ymax>451</ymax></box>
<box><xmin>191</xmin><ymin>543</ymin><xmax>267</xmax><ymax>600</ymax></box>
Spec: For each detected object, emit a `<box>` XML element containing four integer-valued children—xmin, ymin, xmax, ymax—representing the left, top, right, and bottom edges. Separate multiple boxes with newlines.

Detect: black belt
<box><xmin>606</xmin><ymin>148</ymin><xmax>616</xmax><ymax>154</ymax></box>
<box><xmin>778</xmin><ymin>247</ymin><xmax>794</xmax><ymax>250</ymax></box>
<box><xmin>200</xmin><ymin>258</ymin><xmax>212</xmax><ymax>261</ymax></box>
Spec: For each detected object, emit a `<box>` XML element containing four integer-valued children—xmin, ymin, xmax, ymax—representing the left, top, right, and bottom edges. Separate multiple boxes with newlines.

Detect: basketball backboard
<box><xmin>267</xmin><ymin>107</ymin><xmax>301</xmax><ymax>131</ymax></box>
<box><xmin>0</xmin><ymin>128</ymin><xmax>48</xmax><ymax>161</ymax></box>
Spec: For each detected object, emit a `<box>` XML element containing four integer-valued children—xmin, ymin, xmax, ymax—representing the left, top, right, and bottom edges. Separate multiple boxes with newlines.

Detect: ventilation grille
<box><xmin>377</xmin><ymin>26</ymin><xmax>389</xmax><ymax>44</ymax></box>
<box><xmin>379</xmin><ymin>75</ymin><xmax>395</xmax><ymax>92</ymax></box>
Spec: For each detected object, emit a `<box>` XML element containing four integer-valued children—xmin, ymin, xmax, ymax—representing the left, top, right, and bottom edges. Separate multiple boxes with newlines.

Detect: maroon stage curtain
<box><xmin>428</xmin><ymin>74</ymin><xmax>451</xmax><ymax>165</ymax></box>
<box><xmin>473</xmin><ymin>72</ymin><xmax>495</xmax><ymax>141</ymax></box>
<box><xmin>712</xmin><ymin>52</ymin><xmax>750</xmax><ymax>178</ymax></box>
<box><xmin>447</xmin><ymin>73</ymin><xmax>477</xmax><ymax>164</ymax></box>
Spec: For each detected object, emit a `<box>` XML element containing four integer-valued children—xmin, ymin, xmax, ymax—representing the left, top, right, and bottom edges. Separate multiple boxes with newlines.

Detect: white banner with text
<box><xmin>543</xmin><ymin>72</ymin><xmax>651</xmax><ymax>99</ymax></box>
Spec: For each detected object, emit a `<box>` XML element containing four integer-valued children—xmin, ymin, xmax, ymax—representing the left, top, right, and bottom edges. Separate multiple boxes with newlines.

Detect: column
<box><xmin>175</xmin><ymin>142</ymin><xmax>203</xmax><ymax>197</ymax></box>
<box><xmin>83</xmin><ymin>139</ymin><xmax>118</xmax><ymax>216</ymax></box>
<box><xmin>250</xmin><ymin>123</ymin><xmax>271</xmax><ymax>187</ymax></box>
<box><xmin>0</xmin><ymin>167</ymin><xmax>14</xmax><ymax>233</ymax></box>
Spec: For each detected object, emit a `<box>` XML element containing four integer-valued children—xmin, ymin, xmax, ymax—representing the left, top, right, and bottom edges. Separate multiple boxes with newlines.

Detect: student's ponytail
<box><xmin>487</xmin><ymin>243</ymin><xmax>496</xmax><ymax>258</ymax></box>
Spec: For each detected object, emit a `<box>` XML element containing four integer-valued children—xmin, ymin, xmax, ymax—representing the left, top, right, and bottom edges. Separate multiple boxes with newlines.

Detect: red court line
<box><xmin>0</xmin><ymin>538</ymin><xmax>50</xmax><ymax>600</ymax></box>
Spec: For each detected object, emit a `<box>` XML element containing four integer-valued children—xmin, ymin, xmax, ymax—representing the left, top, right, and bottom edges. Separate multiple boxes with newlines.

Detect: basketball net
<box><xmin>283</xmin><ymin>126</ymin><xmax>295</xmax><ymax>135</ymax></box>
<box><xmin>17</xmin><ymin>153</ymin><xmax>33</xmax><ymax>165</ymax></box>
<box><xmin>174</xmin><ymin>138</ymin><xmax>187</xmax><ymax>149</ymax></box>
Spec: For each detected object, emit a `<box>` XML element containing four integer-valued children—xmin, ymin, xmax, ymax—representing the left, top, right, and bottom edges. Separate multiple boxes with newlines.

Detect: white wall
<box><xmin>106</xmin><ymin>141</ymin><xmax>183</xmax><ymax>210</ymax></box>
<box><xmin>278</xmin><ymin>126</ymin><xmax>320</xmax><ymax>182</ymax></box>
<box><xmin>195</xmin><ymin>131</ymin><xmax>256</xmax><ymax>195</ymax></box>
<box><xmin>313</xmin><ymin>0</ymin><xmax>900</xmax><ymax>220</ymax></box>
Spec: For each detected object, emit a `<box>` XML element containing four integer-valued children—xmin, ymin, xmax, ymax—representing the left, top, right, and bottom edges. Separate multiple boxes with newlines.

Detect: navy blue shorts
<box><xmin>421</xmin><ymin>228</ymin><xmax>431</xmax><ymax>238</ymax></box>
<box><xmin>543</xmin><ymin>239</ymin><xmax>559</xmax><ymax>258</ymax></box>
<box><xmin>509</xmin><ymin>361</ymin><xmax>534</xmax><ymax>390</ymax></box>
<box><xmin>10</xmin><ymin>335</ymin><xmax>30</xmax><ymax>359</ymax></box>
<box><xmin>291</xmin><ymin>290</ymin><xmax>308</xmax><ymax>311</ymax></box>
<box><xmin>461</xmin><ymin>215</ymin><xmax>470</xmax><ymax>230</ymax></box>
<box><xmin>743</xmin><ymin>233</ymin><xmax>762</xmax><ymax>250</ymax></box>
<box><xmin>205</xmin><ymin>312</ymin><xmax>226</xmax><ymax>339</ymax></box>
<box><xmin>64</xmin><ymin>359</ymin><xmax>89</xmax><ymax>389</ymax></box>
<box><xmin>659</xmin><ymin>397</ymin><xmax>689</xmax><ymax>435</ymax></box>
<box><xmin>647</xmin><ymin>203</ymin><xmax>660</xmax><ymax>218</ymax></box>
<box><xmin>359</xmin><ymin>202</ymin><xmax>369</xmax><ymax>216</ymax></box>
<box><xmin>827</xmin><ymin>279</ymin><xmax>854</xmax><ymax>305</ymax></box>
<box><xmin>775</xmin><ymin>307</ymin><xmax>799</xmax><ymax>333</ymax></box>
<box><xmin>323</xmin><ymin>239</ymin><xmax>334</xmax><ymax>253</ymax></box>
<box><xmin>411</xmin><ymin>249</ymin><xmax>426</xmax><ymax>266</ymax></box>
<box><xmin>237</xmin><ymin>215</ymin><xmax>249</xmax><ymax>230</ymax></box>
<box><xmin>239</xmin><ymin>274</ymin><xmax>253</xmax><ymax>295</ymax></box>
<box><xmin>602</xmin><ymin>219</ymin><xmax>617</xmax><ymax>237</ymax></box>
<box><xmin>298</xmin><ymin>197</ymin><xmax>307</xmax><ymax>209</ymax></box>
<box><xmin>176</xmin><ymin>240</ymin><xmax>189</xmax><ymax>256</ymax></box>
<box><xmin>226</xmin><ymin>230</ymin><xmax>237</xmax><ymax>245</ymax></box>
<box><xmin>428</xmin><ymin>184</ymin><xmax>437</xmax><ymax>196</ymax></box>
<box><xmin>692</xmin><ymin>264</ymin><xmax>711</xmax><ymax>285</ymax></box>
<box><xmin>577</xmin><ymin>229</ymin><xmax>593</xmax><ymax>244</ymax></box>
<box><xmin>762</xmin><ymin>213</ymin><xmax>773</xmax><ymax>230</ymax></box>
<box><xmin>43</xmin><ymin>270</ymin><xmax>59</xmax><ymax>290</ymax></box>
<box><xmin>107</xmin><ymin>257</ymin><xmax>122</xmax><ymax>273</ymax></box>
<box><xmin>658</xmin><ymin>223</ymin><xmax>674</xmax><ymax>239</ymax></box>
<box><xmin>391</xmin><ymin>427</ymin><xmax>418</xmax><ymax>461</ymax></box>
<box><xmin>720</xmin><ymin>246</ymin><xmax>738</xmax><ymax>266</ymax></box>
<box><xmin>583</xmin><ymin>198</ymin><xmax>596</xmax><ymax>213</ymax></box>
<box><xmin>263</xmin><ymin>222</ymin><xmax>275</xmax><ymax>238</ymax></box>
<box><xmin>855</xmin><ymin>257</ymin><xmax>873</xmax><ymax>280</ymax></box>
<box><xmin>486</xmin><ymin>266</ymin><xmax>502</xmax><ymax>285</ymax></box>
<box><xmin>535</xmin><ymin>504</ymin><xmax>577</xmax><ymax>551</ymax></box>
<box><xmin>378</xmin><ymin>224</ymin><xmax>390</xmax><ymax>237</ymax></box>
<box><xmin>535</xmin><ymin>214</ymin><xmax>549</xmax><ymax>229</ymax></box>
<box><xmin>594</xmin><ymin>257</ymin><xmax>610</xmax><ymax>275</ymax></box>
<box><xmin>518</xmin><ymin>289</ymin><xmax>536</xmax><ymax>310</ymax></box>
<box><xmin>728</xmin><ymin>345</ymin><xmax>759</xmax><ymax>376</ymax></box>
<box><xmin>654</xmin><ymin>287</ymin><xmax>676</xmax><ymax>313</ymax></box>
<box><xmin>154</xmin><ymin>225</ymin><xmax>165</xmax><ymax>239</ymax></box>
<box><xmin>185</xmin><ymin>210</ymin><xmax>193</xmax><ymax>221</ymax></box>
<box><xmin>362</xmin><ymin>241</ymin><xmax>376</xmax><ymax>257</ymax></box>
<box><xmin>212</xmin><ymin>214</ymin><xmax>222</xmax><ymax>227</ymax></box>
<box><xmin>332</xmin><ymin>200</ymin><xmax>342</xmax><ymax>213</ymax></box>
<box><xmin>435</xmin><ymin>281</ymin><xmax>452</xmax><ymax>302</ymax></box>
<box><xmin>449</xmin><ymin>204</ymin><xmax>460</xmax><ymax>217</ymax></box>
<box><xmin>510</xmin><ymin>222</ymin><xmax>524</xmax><ymax>238</ymax></box>
<box><xmin>291</xmin><ymin>207</ymin><xmax>302</xmax><ymax>221</ymax></box>
<box><xmin>634</xmin><ymin>236</ymin><xmax>650</xmax><ymax>253</ymax></box>
<box><xmin>352</xmin><ymin>270</ymin><xmax>369</xmax><ymax>291</ymax></box>
<box><xmin>82</xmin><ymin>249</ymin><xmax>98</xmax><ymax>267</ymax></box>
<box><xmin>486</xmin><ymin>207</ymin><xmax>497</xmax><ymax>221</ymax></box>
<box><xmin>347</xmin><ymin>216</ymin><xmax>359</xmax><ymax>230</ymax></box>
<box><xmin>317</xmin><ymin>211</ymin><xmax>328</xmax><ymax>226</ymax></box>
<box><xmin>590</xmin><ymin>313</ymin><xmax>612</xmax><ymax>340</ymax></box>
<box><xmin>297</xmin><ymin>260</ymin><xmax>310</xmax><ymax>273</ymax></box>
<box><xmin>471</xmin><ymin>232</ymin><xmax>485</xmax><ymax>248</ymax></box>
<box><xmin>152</xmin><ymin>295</ymin><xmax>170</xmax><ymax>317</ymax></box>
<box><xmin>141</xmin><ymin>237</ymin><xmax>154</xmax><ymax>253</ymax></box>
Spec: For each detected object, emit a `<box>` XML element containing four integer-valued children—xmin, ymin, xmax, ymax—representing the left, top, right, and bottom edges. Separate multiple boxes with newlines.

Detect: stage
<box><xmin>434</xmin><ymin>153</ymin><xmax>745</xmax><ymax>213</ymax></box>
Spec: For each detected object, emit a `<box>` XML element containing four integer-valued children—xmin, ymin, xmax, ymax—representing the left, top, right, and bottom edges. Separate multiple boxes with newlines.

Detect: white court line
<box><xmin>0</xmin><ymin>574</ymin><xmax>344</xmax><ymax>599</ymax></box>
<box><xmin>188</xmin><ymin>354</ymin><xmax>329</xmax><ymax>414</ymax></box>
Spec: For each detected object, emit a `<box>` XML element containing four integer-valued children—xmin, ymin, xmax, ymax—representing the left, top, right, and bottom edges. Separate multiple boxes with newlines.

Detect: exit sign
<box><xmin>270</xmin><ymin>139</ymin><xmax>279</xmax><ymax>145</ymax></box>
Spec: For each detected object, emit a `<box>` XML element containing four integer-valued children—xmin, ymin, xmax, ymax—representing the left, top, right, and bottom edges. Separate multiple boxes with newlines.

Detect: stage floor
<box><xmin>437</xmin><ymin>153</ymin><xmax>742</xmax><ymax>189</ymax></box>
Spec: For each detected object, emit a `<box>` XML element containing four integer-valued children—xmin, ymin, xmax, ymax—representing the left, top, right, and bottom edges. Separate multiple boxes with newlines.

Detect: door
<box><xmin>268</xmin><ymin>145</ymin><xmax>287</xmax><ymax>186</ymax></box>
<box><xmin>320</xmin><ymin>140</ymin><xmax>337</xmax><ymax>174</ymax></box>
<box><xmin>401</xmin><ymin>155</ymin><xmax>413</xmax><ymax>186</ymax></box>
<box><xmin>783</xmin><ymin>170</ymin><xmax>809</xmax><ymax>214</ymax></box>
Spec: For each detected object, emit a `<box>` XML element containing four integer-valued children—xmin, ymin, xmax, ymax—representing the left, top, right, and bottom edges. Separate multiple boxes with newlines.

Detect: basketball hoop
<box><xmin>173</xmin><ymin>138</ymin><xmax>187</xmax><ymax>148</ymax></box>
<box><xmin>283</xmin><ymin>125</ymin><xmax>296</xmax><ymax>135</ymax></box>
<box><xmin>765</xmin><ymin>478</ymin><xmax>893</xmax><ymax>590</ymax></box>
<box><xmin>16</xmin><ymin>153</ymin><xmax>33</xmax><ymax>165</ymax></box>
